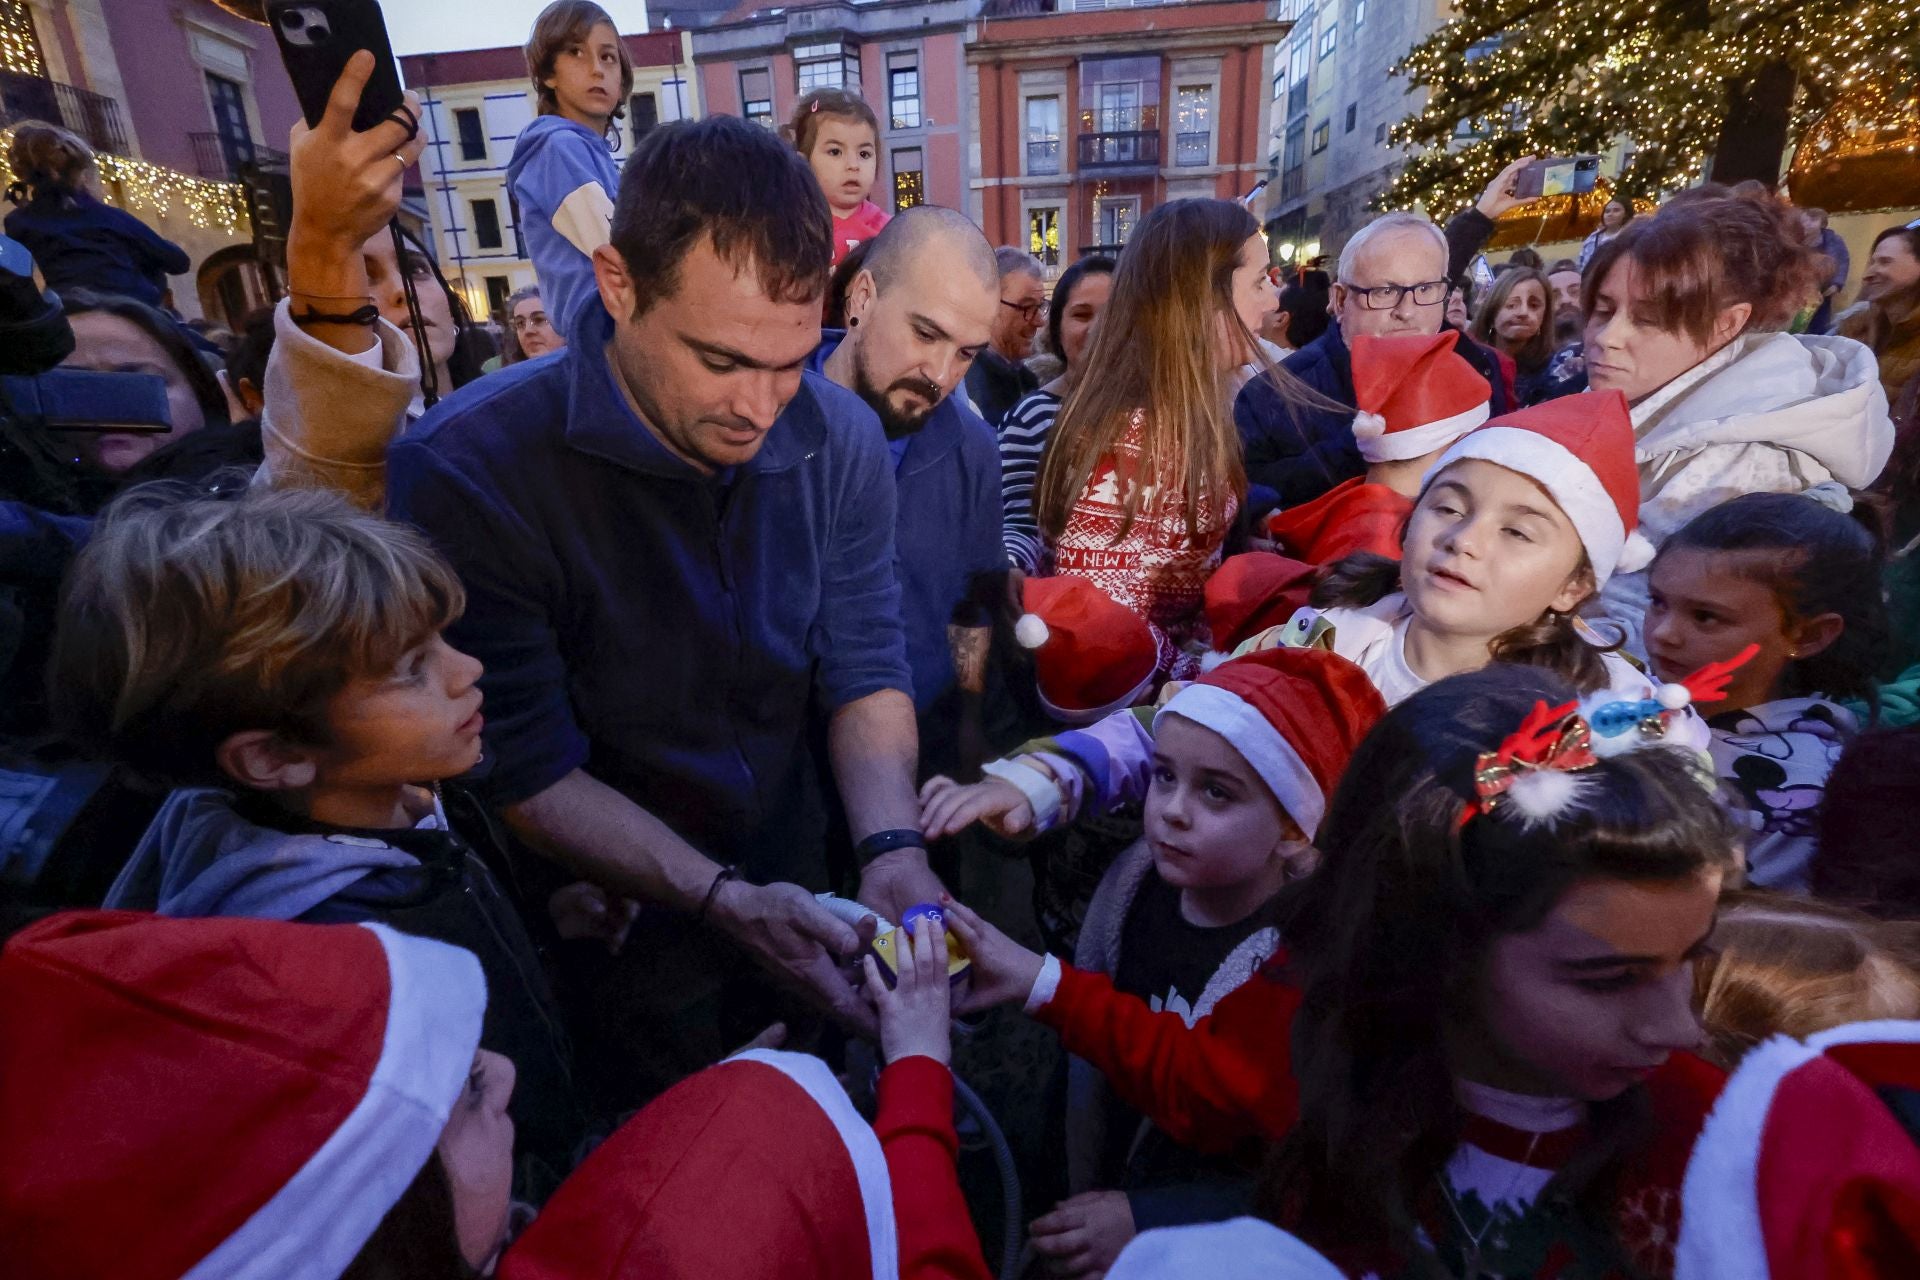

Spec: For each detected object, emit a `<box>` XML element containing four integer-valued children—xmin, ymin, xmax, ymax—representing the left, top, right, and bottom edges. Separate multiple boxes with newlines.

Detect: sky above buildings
<box><xmin>384</xmin><ymin>0</ymin><xmax>651</xmax><ymax>58</ymax></box>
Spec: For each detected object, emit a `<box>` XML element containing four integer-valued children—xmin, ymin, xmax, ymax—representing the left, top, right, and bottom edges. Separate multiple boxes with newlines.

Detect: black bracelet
<box><xmin>854</xmin><ymin>828</ymin><xmax>926</xmax><ymax>866</ymax></box>
<box><xmin>696</xmin><ymin>864</ymin><xmax>740</xmax><ymax>924</ymax></box>
<box><xmin>290</xmin><ymin>303</ymin><xmax>381</xmax><ymax>327</ymax></box>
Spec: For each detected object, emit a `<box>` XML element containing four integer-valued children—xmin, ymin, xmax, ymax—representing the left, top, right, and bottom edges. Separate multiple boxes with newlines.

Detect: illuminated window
<box><xmin>1028</xmin><ymin>206</ymin><xmax>1061</xmax><ymax>268</ymax></box>
<box><xmin>888</xmin><ymin>51</ymin><xmax>920</xmax><ymax>130</ymax></box>
<box><xmin>891</xmin><ymin>147</ymin><xmax>924</xmax><ymax>211</ymax></box>
<box><xmin>1174</xmin><ymin>84</ymin><xmax>1211</xmax><ymax>165</ymax></box>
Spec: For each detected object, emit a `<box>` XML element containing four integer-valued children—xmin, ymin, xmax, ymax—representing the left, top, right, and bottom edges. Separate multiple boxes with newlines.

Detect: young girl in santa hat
<box><xmin>921</xmin><ymin>648</ymin><xmax>1385</xmax><ymax>1273</ymax></box>
<box><xmin>1225</xmin><ymin>390</ymin><xmax>1662</xmax><ymax>708</ymax></box>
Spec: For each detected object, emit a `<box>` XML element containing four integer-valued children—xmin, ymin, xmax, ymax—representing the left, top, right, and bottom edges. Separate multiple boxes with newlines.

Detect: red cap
<box><xmin>1204</xmin><ymin>552</ymin><xmax>1320</xmax><ymax>654</ymax></box>
<box><xmin>1350</xmin><ymin>331</ymin><xmax>1492</xmax><ymax>463</ymax></box>
<box><xmin>1015</xmin><ymin>576</ymin><xmax>1158</xmax><ymax>721</ymax></box>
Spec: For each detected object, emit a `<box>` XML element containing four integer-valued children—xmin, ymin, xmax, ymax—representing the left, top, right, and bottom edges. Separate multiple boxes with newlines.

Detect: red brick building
<box><xmin>968</xmin><ymin>0</ymin><xmax>1288</xmax><ymax>274</ymax></box>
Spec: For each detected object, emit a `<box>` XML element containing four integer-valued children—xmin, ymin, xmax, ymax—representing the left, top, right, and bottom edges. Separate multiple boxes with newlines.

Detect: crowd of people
<box><xmin>5</xmin><ymin>1</ymin><xmax>1920</xmax><ymax>1275</ymax></box>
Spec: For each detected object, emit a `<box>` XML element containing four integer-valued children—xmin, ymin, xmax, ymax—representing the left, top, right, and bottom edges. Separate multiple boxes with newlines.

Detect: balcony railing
<box><xmin>1077</xmin><ymin>130</ymin><xmax>1159</xmax><ymax>168</ymax></box>
<box><xmin>1026</xmin><ymin>138</ymin><xmax>1061</xmax><ymax>175</ymax></box>
<box><xmin>189</xmin><ymin>132</ymin><xmax>288</xmax><ymax>181</ymax></box>
<box><xmin>0</xmin><ymin>68</ymin><xmax>130</xmax><ymax>156</ymax></box>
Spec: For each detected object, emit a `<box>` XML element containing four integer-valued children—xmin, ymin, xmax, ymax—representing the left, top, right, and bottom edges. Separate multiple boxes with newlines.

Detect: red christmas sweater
<box><xmin>1030</xmin><ymin>955</ymin><xmax>1723</xmax><ymax>1279</ymax></box>
<box><xmin>1048</xmin><ymin>411</ymin><xmax>1238</xmax><ymax>682</ymax></box>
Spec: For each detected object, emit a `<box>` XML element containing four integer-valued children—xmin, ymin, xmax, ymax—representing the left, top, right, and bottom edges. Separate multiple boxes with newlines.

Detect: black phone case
<box><xmin>266</xmin><ymin>0</ymin><xmax>406</xmax><ymax>132</ymax></box>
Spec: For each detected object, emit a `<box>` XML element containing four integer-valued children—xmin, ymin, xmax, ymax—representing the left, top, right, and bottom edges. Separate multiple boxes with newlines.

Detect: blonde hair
<box><xmin>1695</xmin><ymin>892</ymin><xmax>1920</xmax><ymax>1068</ymax></box>
<box><xmin>1036</xmin><ymin>199</ymin><xmax>1293</xmax><ymax>541</ymax></box>
<box><xmin>5</xmin><ymin>120</ymin><xmax>96</xmax><ymax>203</ymax></box>
<box><xmin>50</xmin><ymin>485</ymin><xmax>465</xmax><ymax>784</ymax></box>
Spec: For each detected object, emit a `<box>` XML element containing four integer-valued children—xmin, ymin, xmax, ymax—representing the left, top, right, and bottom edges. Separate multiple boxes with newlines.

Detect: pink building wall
<box><xmin>96</xmin><ymin>0</ymin><xmax>304</xmax><ymax>173</ymax></box>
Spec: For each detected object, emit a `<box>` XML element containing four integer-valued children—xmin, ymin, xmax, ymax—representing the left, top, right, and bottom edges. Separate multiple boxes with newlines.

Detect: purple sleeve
<box><xmin>1048</xmin><ymin>708</ymin><xmax>1159</xmax><ymax>816</ymax></box>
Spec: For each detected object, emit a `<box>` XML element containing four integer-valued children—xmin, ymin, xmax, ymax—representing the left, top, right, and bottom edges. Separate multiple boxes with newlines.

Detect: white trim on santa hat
<box><xmin>1039</xmin><ymin>665</ymin><xmax>1159</xmax><ymax>728</ymax></box>
<box><xmin>186</xmin><ymin>923</ymin><xmax>486</xmax><ymax>1280</ymax></box>
<box><xmin>1356</xmin><ymin>399</ymin><xmax>1491</xmax><ymax>464</ymax></box>
<box><xmin>1156</xmin><ymin>682</ymin><xmax>1326</xmax><ymax>836</ymax></box>
<box><xmin>729</xmin><ymin>1048</ymin><xmax>901</xmax><ymax>1280</ymax></box>
<box><xmin>1428</xmin><ymin>425</ymin><xmax>1630</xmax><ymax>585</ymax></box>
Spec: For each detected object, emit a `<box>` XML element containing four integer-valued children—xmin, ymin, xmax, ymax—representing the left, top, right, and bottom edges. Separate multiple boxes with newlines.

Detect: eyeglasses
<box><xmin>1342</xmin><ymin>279</ymin><xmax>1449</xmax><ymax>310</ymax></box>
<box><xmin>1001</xmin><ymin>299</ymin><xmax>1045</xmax><ymax>321</ymax></box>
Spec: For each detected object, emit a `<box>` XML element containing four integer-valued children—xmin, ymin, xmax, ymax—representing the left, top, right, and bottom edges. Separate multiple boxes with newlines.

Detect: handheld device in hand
<box><xmin>868</xmin><ymin>902</ymin><xmax>972</xmax><ymax>987</ymax></box>
<box><xmin>1512</xmin><ymin>155</ymin><xmax>1602</xmax><ymax>201</ymax></box>
<box><xmin>1</xmin><ymin>370</ymin><xmax>172</xmax><ymax>433</ymax></box>
<box><xmin>267</xmin><ymin>0</ymin><xmax>406</xmax><ymax>131</ymax></box>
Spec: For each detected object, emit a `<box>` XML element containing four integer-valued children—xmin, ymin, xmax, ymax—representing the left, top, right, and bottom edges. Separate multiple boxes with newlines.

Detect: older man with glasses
<box><xmin>964</xmin><ymin>246</ymin><xmax>1046</xmax><ymax>428</ymax></box>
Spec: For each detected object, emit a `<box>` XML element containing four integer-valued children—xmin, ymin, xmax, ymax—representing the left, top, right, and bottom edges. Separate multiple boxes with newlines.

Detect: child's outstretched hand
<box><xmin>919</xmin><ymin>773</ymin><xmax>1036</xmax><ymax>840</ymax></box>
<box><xmin>548</xmin><ymin>882</ymin><xmax>640</xmax><ymax>954</ymax></box>
<box><xmin>940</xmin><ymin>895</ymin><xmax>1046</xmax><ymax>1015</ymax></box>
<box><xmin>863</xmin><ymin>916</ymin><xmax>953</xmax><ymax>1066</ymax></box>
<box><xmin>1031</xmin><ymin>1190</ymin><xmax>1136</xmax><ymax>1279</ymax></box>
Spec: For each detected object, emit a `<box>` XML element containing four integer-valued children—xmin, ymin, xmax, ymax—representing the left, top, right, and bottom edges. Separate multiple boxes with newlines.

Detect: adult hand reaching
<box><xmin>1475</xmin><ymin>155</ymin><xmax>1540</xmax><ymax>222</ymax></box>
<box><xmin>856</xmin><ymin>846</ymin><xmax>947</xmax><ymax>929</ymax></box>
<box><xmin>709</xmin><ymin>878</ymin><xmax>878</xmax><ymax>1038</ymax></box>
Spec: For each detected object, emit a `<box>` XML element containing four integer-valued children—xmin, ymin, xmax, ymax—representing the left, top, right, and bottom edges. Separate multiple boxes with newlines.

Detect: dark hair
<box><xmin>825</xmin><ymin>238</ymin><xmax>873</xmax><ymax>329</ymax></box>
<box><xmin>609</xmin><ymin>117</ymin><xmax>832</xmax><ymax>314</ymax></box>
<box><xmin>389</xmin><ymin>225</ymin><xmax>485</xmax><ymax>392</ymax></box>
<box><xmin>5</xmin><ymin>120</ymin><xmax>94</xmax><ymax>205</ymax></box>
<box><xmin>1312</xmin><ymin>541</ymin><xmax>1614</xmax><ymax>694</ymax></box>
<box><xmin>1813</xmin><ymin>725</ymin><xmax>1920</xmax><ymax>919</ymax></box>
<box><xmin>61</xmin><ymin>289</ymin><xmax>229</xmax><ymax>429</ymax></box>
<box><xmin>1871</xmin><ymin>224</ymin><xmax>1920</xmax><ymax>264</ymax></box>
<box><xmin>224</xmin><ymin>305</ymin><xmax>277</xmax><ymax>404</ymax></box>
<box><xmin>1277</xmin><ymin>279</ymin><xmax>1331</xmax><ymax>348</ymax></box>
<box><xmin>1045</xmin><ymin>254</ymin><xmax>1115</xmax><ymax>362</ymax></box>
<box><xmin>788</xmin><ymin>88</ymin><xmax>880</xmax><ymax>156</ymax></box>
<box><xmin>1506</xmin><ymin>246</ymin><xmax>1544</xmax><ymax>271</ymax></box>
<box><xmin>1256</xmin><ymin>665</ymin><xmax>1740</xmax><ymax>1267</ymax></box>
<box><xmin>341</xmin><ymin>1153</ymin><xmax>478</xmax><ymax>1280</ymax></box>
<box><xmin>524</xmin><ymin>0</ymin><xmax>634</xmax><ymax>128</ymax></box>
<box><xmin>1582</xmin><ymin>193</ymin><xmax>1822</xmax><ymax>343</ymax></box>
<box><xmin>1470</xmin><ymin>265</ymin><xmax>1556</xmax><ymax>373</ymax></box>
<box><xmin>1655</xmin><ymin>491</ymin><xmax>1888</xmax><ymax>712</ymax></box>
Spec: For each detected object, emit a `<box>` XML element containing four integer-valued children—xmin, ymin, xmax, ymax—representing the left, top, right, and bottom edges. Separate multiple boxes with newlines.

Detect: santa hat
<box><xmin>1204</xmin><ymin>551</ymin><xmax>1320</xmax><ymax>654</ymax></box>
<box><xmin>0</xmin><ymin>910</ymin><xmax>486</xmax><ymax>1280</ymax></box>
<box><xmin>1349</xmin><ymin>331</ymin><xmax>1492</xmax><ymax>463</ymax></box>
<box><xmin>1016</xmin><ymin>576</ymin><xmax>1158</xmax><ymax>723</ymax></box>
<box><xmin>1424</xmin><ymin>389</ymin><xmax>1649</xmax><ymax>586</ymax></box>
<box><xmin>500</xmin><ymin>1048</ymin><xmax>906</xmax><ymax>1279</ymax></box>
<box><xmin>1676</xmin><ymin>1020</ymin><xmax>1920</xmax><ymax>1280</ymax></box>
<box><xmin>1157</xmin><ymin>647</ymin><xmax>1386</xmax><ymax>836</ymax></box>
<box><xmin>1107</xmin><ymin>1216</ymin><xmax>1343</xmax><ymax>1279</ymax></box>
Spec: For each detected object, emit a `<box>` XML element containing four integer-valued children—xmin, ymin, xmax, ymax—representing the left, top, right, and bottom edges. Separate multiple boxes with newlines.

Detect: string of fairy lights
<box><xmin>1381</xmin><ymin>0</ymin><xmax>1920</xmax><ymax>218</ymax></box>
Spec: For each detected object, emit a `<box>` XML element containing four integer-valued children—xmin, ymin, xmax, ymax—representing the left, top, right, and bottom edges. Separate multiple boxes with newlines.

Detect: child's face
<box><xmin>1462</xmin><ymin>870</ymin><xmax>1722</xmax><ymax>1102</ymax></box>
<box><xmin>1646</xmin><ymin>548</ymin><xmax>1817</xmax><ymax>713</ymax></box>
<box><xmin>807</xmin><ymin>118</ymin><xmax>878</xmax><ymax>214</ymax></box>
<box><xmin>545</xmin><ymin>21</ymin><xmax>623</xmax><ymax>127</ymax></box>
<box><xmin>1144</xmin><ymin>714</ymin><xmax>1296</xmax><ymax>894</ymax></box>
<box><xmin>315</xmin><ymin>635</ymin><xmax>486</xmax><ymax>791</ymax></box>
<box><xmin>1401</xmin><ymin>458</ymin><xmax>1593</xmax><ymax>647</ymax></box>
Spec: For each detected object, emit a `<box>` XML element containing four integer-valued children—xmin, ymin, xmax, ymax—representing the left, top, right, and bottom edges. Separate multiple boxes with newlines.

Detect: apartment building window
<box><xmin>484</xmin><ymin>275</ymin><xmax>512</xmax><ymax>320</ymax></box>
<box><xmin>471</xmin><ymin>198</ymin><xmax>503</xmax><ymax>250</ymax></box>
<box><xmin>1026</xmin><ymin>95</ymin><xmax>1062</xmax><ymax>174</ymax></box>
<box><xmin>891</xmin><ymin>147</ymin><xmax>924</xmax><ymax>211</ymax></box>
<box><xmin>1354</xmin><ymin>0</ymin><xmax>1366</xmax><ymax>26</ymax></box>
<box><xmin>630</xmin><ymin>92</ymin><xmax>659</xmax><ymax>141</ymax></box>
<box><xmin>454</xmin><ymin>107</ymin><xmax>486</xmax><ymax>161</ymax></box>
<box><xmin>1094</xmin><ymin>195</ymin><xmax>1139</xmax><ymax>250</ymax></box>
<box><xmin>795</xmin><ymin>42</ymin><xmax>860</xmax><ymax>94</ymax></box>
<box><xmin>1375</xmin><ymin>122</ymin><xmax>1387</xmax><ymax>143</ymax></box>
<box><xmin>1028</xmin><ymin>206</ymin><xmax>1061</xmax><ymax>269</ymax></box>
<box><xmin>739</xmin><ymin>69</ymin><xmax>774</xmax><ymax>126</ymax></box>
<box><xmin>1311</xmin><ymin>120</ymin><xmax>1330</xmax><ymax>153</ymax></box>
<box><xmin>206</xmin><ymin>74</ymin><xmax>256</xmax><ymax>177</ymax></box>
<box><xmin>1174</xmin><ymin>84</ymin><xmax>1212</xmax><ymax>166</ymax></box>
<box><xmin>1080</xmin><ymin>56</ymin><xmax>1159</xmax><ymax>166</ymax></box>
<box><xmin>1318</xmin><ymin>23</ymin><xmax>1337</xmax><ymax>59</ymax></box>
<box><xmin>1345</xmin><ymin>103</ymin><xmax>1357</xmax><ymax>133</ymax></box>
<box><xmin>887</xmin><ymin>51</ymin><xmax>921</xmax><ymax>130</ymax></box>
<box><xmin>1286</xmin><ymin>37</ymin><xmax>1311</xmax><ymax>118</ymax></box>
<box><xmin>1281</xmin><ymin>119</ymin><xmax>1306</xmax><ymax>199</ymax></box>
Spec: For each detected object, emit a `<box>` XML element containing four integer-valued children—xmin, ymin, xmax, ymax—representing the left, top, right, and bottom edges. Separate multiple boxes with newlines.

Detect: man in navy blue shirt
<box><xmin>813</xmin><ymin>208</ymin><xmax>1005</xmax><ymax>776</ymax></box>
<box><xmin>386</xmin><ymin>117</ymin><xmax>941</xmax><ymax>1052</ymax></box>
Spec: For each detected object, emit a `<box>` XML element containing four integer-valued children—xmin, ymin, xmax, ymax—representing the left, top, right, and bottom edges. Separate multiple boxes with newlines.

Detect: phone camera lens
<box><xmin>282</xmin><ymin>10</ymin><xmax>305</xmax><ymax>28</ymax></box>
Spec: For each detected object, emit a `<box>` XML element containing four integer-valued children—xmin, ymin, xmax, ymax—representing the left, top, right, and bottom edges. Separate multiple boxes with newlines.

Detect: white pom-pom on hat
<box><xmin>1503</xmin><ymin>768</ymin><xmax>1594</xmax><ymax>827</ymax></box>
<box><xmin>1014</xmin><ymin>613</ymin><xmax>1051</xmax><ymax>650</ymax></box>
<box><xmin>1351</xmin><ymin>410</ymin><xmax>1388</xmax><ymax>441</ymax></box>
<box><xmin>1656</xmin><ymin>682</ymin><xmax>1692</xmax><ymax>711</ymax></box>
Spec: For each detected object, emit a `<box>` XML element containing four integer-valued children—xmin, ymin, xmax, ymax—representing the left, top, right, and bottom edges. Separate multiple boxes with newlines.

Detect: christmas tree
<box><xmin>1382</xmin><ymin>0</ymin><xmax>1920</xmax><ymax>219</ymax></box>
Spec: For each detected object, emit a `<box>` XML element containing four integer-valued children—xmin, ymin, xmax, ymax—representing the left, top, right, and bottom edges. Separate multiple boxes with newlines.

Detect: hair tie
<box><xmin>810</xmin><ymin>100</ymin><xmax>820</xmax><ymax>113</ymax></box>
<box><xmin>1802</xmin><ymin>481</ymin><xmax>1854</xmax><ymax>515</ymax></box>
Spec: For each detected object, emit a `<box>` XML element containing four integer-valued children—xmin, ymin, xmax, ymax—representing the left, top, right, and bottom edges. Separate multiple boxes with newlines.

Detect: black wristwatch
<box><xmin>854</xmin><ymin>828</ymin><xmax>926</xmax><ymax>866</ymax></box>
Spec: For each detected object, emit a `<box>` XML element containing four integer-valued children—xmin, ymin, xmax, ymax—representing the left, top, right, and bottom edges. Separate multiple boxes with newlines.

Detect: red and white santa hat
<box><xmin>1204</xmin><ymin>551</ymin><xmax>1320</xmax><ymax>654</ymax></box>
<box><xmin>0</xmin><ymin>910</ymin><xmax>486</xmax><ymax>1280</ymax></box>
<box><xmin>1157</xmin><ymin>647</ymin><xmax>1386</xmax><ymax>837</ymax></box>
<box><xmin>1423</xmin><ymin>389</ymin><xmax>1650</xmax><ymax>586</ymax></box>
<box><xmin>1676</xmin><ymin>1020</ymin><xmax>1920</xmax><ymax>1280</ymax></box>
<box><xmin>1350</xmin><ymin>330</ymin><xmax>1492</xmax><ymax>463</ymax></box>
<box><xmin>501</xmin><ymin>1048</ymin><xmax>909</xmax><ymax>1279</ymax></box>
<box><xmin>1016</xmin><ymin>575</ymin><xmax>1159</xmax><ymax>723</ymax></box>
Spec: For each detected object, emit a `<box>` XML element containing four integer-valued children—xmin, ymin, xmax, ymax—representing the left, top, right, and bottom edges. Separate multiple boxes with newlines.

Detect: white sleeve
<box><xmin>550</xmin><ymin>181</ymin><xmax>616</xmax><ymax>258</ymax></box>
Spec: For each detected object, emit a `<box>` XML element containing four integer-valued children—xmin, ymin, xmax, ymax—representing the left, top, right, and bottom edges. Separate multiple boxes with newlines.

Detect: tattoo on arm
<box><xmin>948</xmin><ymin>624</ymin><xmax>991</xmax><ymax>695</ymax></box>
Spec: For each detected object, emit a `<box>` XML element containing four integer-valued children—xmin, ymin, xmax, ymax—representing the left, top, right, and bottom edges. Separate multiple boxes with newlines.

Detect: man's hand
<box><xmin>709</xmin><ymin>878</ymin><xmax>878</xmax><ymax>1037</ymax></box>
<box><xmin>941</xmin><ymin>895</ymin><xmax>1045</xmax><ymax>1015</ymax></box>
<box><xmin>862</xmin><ymin>915</ymin><xmax>954</xmax><ymax>1066</ymax></box>
<box><xmin>1030</xmin><ymin>1190</ymin><xmax>1137</xmax><ymax>1279</ymax></box>
<box><xmin>856</xmin><ymin>846</ymin><xmax>946</xmax><ymax>927</ymax></box>
<box><xmin>1475</xmin><ymin>154</ymin><xmax>1539</xmax><ymax>221</ymax></box>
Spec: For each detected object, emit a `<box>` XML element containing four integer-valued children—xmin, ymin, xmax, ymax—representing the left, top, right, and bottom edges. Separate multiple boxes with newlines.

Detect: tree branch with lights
<box><xmin>1381</xmin><ymin>0</ymin><xmax>1920</xmax><ymax>219</ymax></box>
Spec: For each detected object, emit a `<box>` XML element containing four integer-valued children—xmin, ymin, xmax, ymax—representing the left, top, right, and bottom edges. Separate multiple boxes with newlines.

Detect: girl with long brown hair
<box><xmin>1030</xmin><ymin>199</ymin><xmax>1282</xmax><ymax>688</ymax></box>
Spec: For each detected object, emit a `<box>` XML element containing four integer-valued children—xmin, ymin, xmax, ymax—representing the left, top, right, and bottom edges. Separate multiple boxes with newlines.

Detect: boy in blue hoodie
<box><xmin>506</xmin><ymin>1</ymin><xmax>631</xmax><ymax>336</ymax></box>
<box><xmin>49</xmin><ymin>484</ymin><xmax>613</xmax><ymax>1200</ymax></box>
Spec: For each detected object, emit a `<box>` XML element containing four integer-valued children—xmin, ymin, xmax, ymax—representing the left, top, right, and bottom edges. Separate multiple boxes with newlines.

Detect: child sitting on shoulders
<box><xmin>1644</xmin><ymin>489</ymin><xmax>1888</xmax><ymax>890</ymax></box>
<box><xmin>49</xmin><ymin>484</ymin><xmax>612</xmax><ymax>1198</ymax></box>
<box><xmin>943</xmin><ymin>663</ymin><xmax>1744</xmax><ymax>1278</ymax></box>
<box><xmin>791</xmin><ymin>89</ymin><xmax>890</xmax><ymax>266</ymax></box>
<box><xmin>921</xmin><ymin>648</ymin><xmax>1385</xmax><ymax>1270</ymax></box>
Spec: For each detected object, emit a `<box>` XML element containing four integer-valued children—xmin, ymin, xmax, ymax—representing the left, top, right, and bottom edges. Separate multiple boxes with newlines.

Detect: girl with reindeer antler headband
<box><xmin>942</xmin><ymin>651</ymin><xmax>1759</xmax><ymax>1279</ymax></box>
